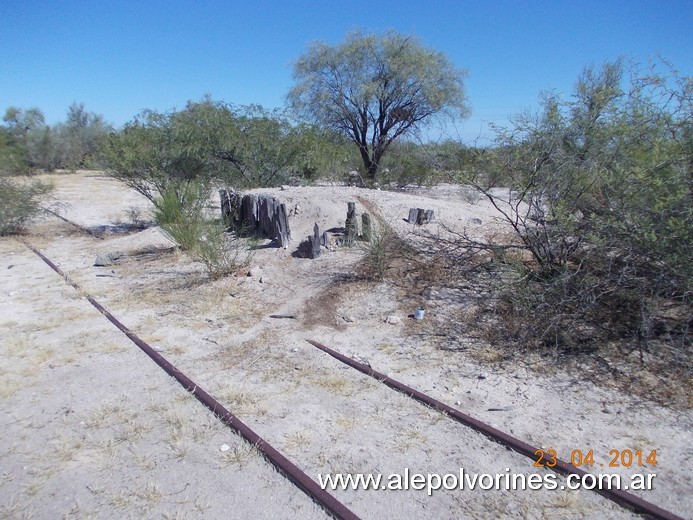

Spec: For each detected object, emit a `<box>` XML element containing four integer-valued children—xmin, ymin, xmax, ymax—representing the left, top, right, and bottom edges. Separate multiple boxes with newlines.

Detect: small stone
<box><xmin>259</xmin><ymin>276</ymin><xmax>268</xmax><ymax>284</ymax></box>
<box><xmin>94</xmin><ymin>251</ymin><xmax>123</xmax><ymax>267</ymax></box>
<box><xmin>385</xmin><ymin>315</ymin><xmax>401</xmax><ymax>325</ymax></box>
<box><xmin>247</xmin><ymin>266</ymin><xmax>262</xmax><ymax>277</ymax></box>
<box><xmin>220</xmin><ymin>444</ymin><xmax>230</xmax><ymax>452</ymax></box>
<box><xmin>469</xmin><ymin>218</ymin><xmax>482</xmax><ymax>225</ymax></box>
<box><xmin>342</xmin><ymin>316</ymin><xmax>356</xmax><ymax>323</ymax></box>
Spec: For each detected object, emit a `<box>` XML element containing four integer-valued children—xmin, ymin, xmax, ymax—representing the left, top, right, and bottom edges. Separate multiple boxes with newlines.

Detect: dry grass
<box><xmin>392</xmin><ymin>428</ymin><xmax>429</xmax><ymax>453</ymax></box>
<box><xmin>85</xmin><ymin>403</ymin><xmax>123</xmax><ymax>429</ymax></box>
<box><xmin>3</xmin><ymin>336</ymin><xmax>29</xmax><ymax>359</ymax></box>
<box><xmin>0</xmin><ymin>495</ymin><xmax>35</xmax><ymax>519</ymax></box>
<box><xmin>167</xmin><ymin>441</ymin><xmax>189</xmax><ymax>459</ymax></box>
<box><xmin>468</xmin><ymin>345</ymin><xmax>506</xmax><ymax>364</ymax></box>
<box><xmin>335</xmin><ymin>416</ymin><xmax>365</xmax><ymax>430</ymax></box>
<box><xmin>218</xmin><ymin>442</ymin><xmax>260</xmax><ymax>467</ymax></box>
<box><xmin>307</xmin><ymin>373</ymin><xmax>360</xmax><ymax>396</ymax></box>
<box><xmin>545</xmin><ymin>489</ymin><xmax>580</xmax><ymax>510</ymax></box>
<box><xmin>130</xmin><ymin>450</ymin><xmax>156</xmax><ymax>471</ymax></box>
<box><xmin>134</xmin><ymin>482</ymin><xmax>163</xmax><ymax>506</ymax></box>
<box><xmin>22</xmin><ymin>477</ymin><xmax>47</xmax><ymax>497</ymax></box>
<box><xmin>0</xmin><ymin>375</ymin><xmax>20</xmax><ymax>399</ymax></box>
<box><xmin>214</xmin><ymin>383</ymin><xmax>269</xmax><ymax>417</ymax></box>
<box><xmin>283</xmin><ymin>430</ymin><xmax>312</xmax><ymax>452</ymax></box>
<box><xmin>376</xmin><ymin>341</ymin><xmax>397</xmax><ymax>355</ymax></box>
<box><xmin>106</xmin><ymin>489</ymin><xmax>135</xmax><ymax>510</ymax></box>
<box><xmin>53</xmin><ymin>434</ymin><xmax>84</xmax><ymax>461</ymax></box>
<box><xmin>63</xmin><ymin>501</ymin><xmax>96</xmax><ymax>519</ymax></box>
<box><xmin>92</xmin><ymin>437</ymin><xmax>122</xmax><ymax>462</ymax></box>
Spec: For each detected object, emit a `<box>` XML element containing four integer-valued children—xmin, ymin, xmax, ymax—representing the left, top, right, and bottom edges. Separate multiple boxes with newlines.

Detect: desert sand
<box><xmin>0</xmin><ymin>171</ymin><xmax>690</xmax><ymax>519</ymax></box>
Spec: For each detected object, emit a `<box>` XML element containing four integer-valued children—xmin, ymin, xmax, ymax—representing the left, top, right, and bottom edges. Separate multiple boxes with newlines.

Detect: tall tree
<box><xmin>287</xmin><ymin>30</ymin><xmax>468</xmax><ymax>183</ymax></box>
<box><xmin>60</xmin><ymin>102</ymin><xmax>111</xmax><ymax>169</ymax></box>
<box><xmin>1</xmin><ymin>106</ymin><xmax>47</xmax><ymax>174</ymax></box>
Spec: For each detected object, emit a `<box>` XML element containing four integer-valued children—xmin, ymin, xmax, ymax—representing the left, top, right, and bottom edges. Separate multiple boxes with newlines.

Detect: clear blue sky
<box><xmin>1</xmin><ymin>0</ymin><xmax>691</xmax><ymax>144</ymax></box>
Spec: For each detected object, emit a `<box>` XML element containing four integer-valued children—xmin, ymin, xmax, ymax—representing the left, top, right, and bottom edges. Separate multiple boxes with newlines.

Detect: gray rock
<box><xmin>94</xmin><ymin>251</ymin><xmax>123</xmax><ymax>267</ymax></box>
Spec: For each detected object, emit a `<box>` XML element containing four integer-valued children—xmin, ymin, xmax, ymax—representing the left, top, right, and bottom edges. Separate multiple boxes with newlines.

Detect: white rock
<box><xmin>220</xmin><ymin>444</ymin><xmax>230</xmax><ymax>452</ymax></box>
<box><xmin>385</xmin><ymin>315</ymin><xmax>401</xmax><ymax>325</ymax></box>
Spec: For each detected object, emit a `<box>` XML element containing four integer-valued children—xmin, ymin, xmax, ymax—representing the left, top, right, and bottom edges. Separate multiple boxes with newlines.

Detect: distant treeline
<box><xmin>0</xmin><ymin>99</ymin><xmax>482</xmax><ymax>189</ymax></box>
<box><xmin>0</xmin><ymin>103</ymin><xmax>113</xmax><ymax>174</ymax></box>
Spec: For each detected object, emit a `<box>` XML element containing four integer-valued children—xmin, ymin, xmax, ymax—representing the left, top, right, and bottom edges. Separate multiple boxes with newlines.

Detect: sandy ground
<box><xmin>0</xmin><ymin>171</ymin><xmax>690</xmax><ymax>519</ymax></box>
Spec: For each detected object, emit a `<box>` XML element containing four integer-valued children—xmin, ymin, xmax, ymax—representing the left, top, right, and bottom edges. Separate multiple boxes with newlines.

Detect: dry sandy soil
<box><xmin>0</xmin><ymin>171</ymin><xmax>690</xmax><ymax>519</ymax></box>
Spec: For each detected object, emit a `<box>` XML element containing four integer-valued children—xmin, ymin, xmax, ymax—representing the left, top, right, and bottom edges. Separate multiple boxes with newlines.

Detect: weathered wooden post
<box><xmin>408</xmin><ymin>207</ymin><xmax>435</xmax><ymax>225</ymax></box>
<box><xmin>361</xmin><ymin>213</ymin><xmax>372</xmax><ymax>242</ymax></box>
<box><xmin>274</xmin><ymin>202</ymin><xmax>290</xmax><ymax>248</ymax></box>
<box><xmin>219</xmin><ymin>189</ymin><xmax>241</xmax><ymax>227</ymax></box>
<box><xmin>233</xmin><ymin>193</ymin><xmax>290</xmax><ymax>246</ymax></box>
<box><xmin>298</xmin><ymin>223</ymin><xmax>321</xmax><ymax>258</ymax></box>
<box><xmin>219</xmin><ymin>189</ymin><xmax>231</xmax><ymax>220</ymax></box>
<box><xmin>345</xmin><ymin>202</ymin><xmax>357</xmax><ymax>243</ymax></box>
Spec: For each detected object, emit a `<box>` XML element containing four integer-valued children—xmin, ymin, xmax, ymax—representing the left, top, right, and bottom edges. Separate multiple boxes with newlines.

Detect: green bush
<box><xmin>358</xmin><ymin>215</ymin><xmax>396</xmax><ymax>282</ymax></box>
<box><xmin>152</xmin><ymin>182</ymin><xmax>250</xmax><ymax>279</ymax></box>
<box><xmin>454</xmin><ymin>58</ymin><xmax>691</xmax><ymax>354</ymax></box>
<box><xmin>0</xmin><ymin>177</ymin><xmax>53</xmax><ymax>235</ymax></box>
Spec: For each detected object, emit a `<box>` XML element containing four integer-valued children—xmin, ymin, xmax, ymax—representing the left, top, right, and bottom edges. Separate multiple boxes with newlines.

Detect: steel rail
<box><xmin>306</xmin><ymin>339</ymin><xmax>682</xmax><ymax>520</ymax></box>
<box><xmin>45</xmin><ymin>209</ymin><xmax>103</xmax><ymax>238</ymax></box>
<box><xmin>23</xmin><ymin>242</ymin><xmax>360</xmax><ymax>520</ymax></box>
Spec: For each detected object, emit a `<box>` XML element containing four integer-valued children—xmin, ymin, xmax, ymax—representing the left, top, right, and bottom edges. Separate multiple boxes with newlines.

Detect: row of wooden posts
<box><xmin>219</xmin><ymin>189</ymin><xmax>434</xmax><ymax>259</ymax></box>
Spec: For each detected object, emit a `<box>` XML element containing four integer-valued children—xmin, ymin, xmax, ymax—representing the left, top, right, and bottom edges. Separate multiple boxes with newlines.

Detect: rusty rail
<box><xmin>306</xmin><ymin>339</ymin><xmax>682</xmax><ymax>520</ymax></box>
<box><xmin>24</xmin><ymin>242</ymin><xmax>360</xmax><ymax>520</ymax></box>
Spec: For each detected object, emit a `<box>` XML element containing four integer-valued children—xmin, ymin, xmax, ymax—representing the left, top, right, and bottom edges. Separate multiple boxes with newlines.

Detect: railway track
<box><xmin>19</xmin><ymin>225</ymin><xmax>684</xmax><ymax>520</ymax></box>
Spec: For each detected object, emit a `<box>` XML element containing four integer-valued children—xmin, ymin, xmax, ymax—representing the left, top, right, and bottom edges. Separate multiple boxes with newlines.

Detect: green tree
<box><xmin>104</xmin><ymin>98</ymin><xmax>316</xmax><ymax>201</ymax></box>
<box><xmin>104</xmin><ymin>108</ymin><xmax>209</xmax><ymax>202</ymax></box>
<box><xmin>1</xmin><ymin>106</ymin><xmax>46</xmax><ymax>174</ymax></box>
<box><xmin>456</xmin><ymin>58</ymin><xmax>691</xmax><ymax>351</ymax></box>
<box><xmin>59</xmin><ymin>102</ymin><xmax>112</xmax><ymax>170</ymax></box>
<box><xmin>287</xmin><ymin>30</ymin><xmax>469</xmax><ymax>184</ymax></box>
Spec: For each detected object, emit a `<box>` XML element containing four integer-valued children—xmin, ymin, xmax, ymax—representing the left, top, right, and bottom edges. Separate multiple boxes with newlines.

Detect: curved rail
<box><xmin>306</xmin><ymin>339</ymin><xmax>682</xmax><ymax>520</ymax></box>
<box><xmin>24</xmin><ymin>242</ymin><xmax>360</xmax><ymax>520</ymax></box>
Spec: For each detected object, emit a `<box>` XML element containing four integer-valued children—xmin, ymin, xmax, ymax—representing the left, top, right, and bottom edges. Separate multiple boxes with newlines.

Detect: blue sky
<box><xmin>1</xmin><ymin>0</ymin><xmax>691</xmax><ymax>144</ymax></box>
